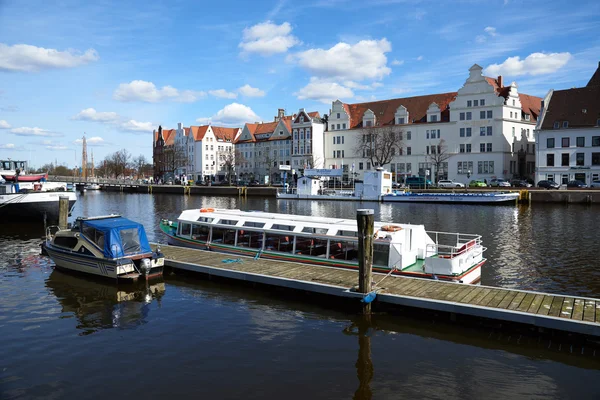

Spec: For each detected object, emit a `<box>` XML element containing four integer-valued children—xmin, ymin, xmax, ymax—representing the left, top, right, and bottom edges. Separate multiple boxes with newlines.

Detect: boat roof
<box><xmin>177</xmin><ymin>208</ymin><xmax>420</xmax><ymax>234</ymax></box>
<box><xmin>80</xmin><ymin>216</ymin><xmax>151</xmax><ymax>258</ymax></box>
<box><xmin>81</xmin><ymin>216</ymin><xmax>142</xmax><ymax>231</ymax></box>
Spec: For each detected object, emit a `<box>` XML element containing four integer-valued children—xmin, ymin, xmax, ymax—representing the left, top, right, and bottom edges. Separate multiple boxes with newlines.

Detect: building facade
<box><xmin>152</xmin><ymin>125</ymin><xmax>176</xmax><ymax>182</ymax></box>
<box><xmin>324</xmin><ymin>64</ymin><xmax>541</xmax><ymax>185</ymax></box>
<box><xmin>535</xmin><ymin>62</ymin><xmax>600</xmax><ymax>185</ymax></box>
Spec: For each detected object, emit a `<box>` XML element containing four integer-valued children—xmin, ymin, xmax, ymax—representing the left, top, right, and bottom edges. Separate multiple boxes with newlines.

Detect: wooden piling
<box><xmin>357</xmin><ymin>209</ymin><xmax>374</xmax><ymax>314</ymax></box>
<box><xmin>58</xmin><ymin>196</ymin><xmax>69</xmax><ymax>230</ymax></box>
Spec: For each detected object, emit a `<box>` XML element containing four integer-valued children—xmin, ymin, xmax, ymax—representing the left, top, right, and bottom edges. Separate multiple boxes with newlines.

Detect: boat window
<box><xmin>81</xmin><ymin>225</ymin><xmax>105</xmax><ymax>248</ymax></box>
<box><xmin>236</xmin><ymin>229</ymin><xmax>263</xmax><ymax>249</ymax></box>
<box><xmin>218</xmin><ymin>219</ymin><xmax>238</xmax><ymax>226</ymax></box>
<box><xmin>243</xmin><ymin>221</ymin><xmax>265</xmax><ymax>228</ymax></box>
<box><xmin>120</xmin><ymin>228</ymin><xmax>141</xmax><ymax>254</ymax></box>
<box><xmin>337</xmin><ymin>230</ymin><xmax>358</xmax><ymax>238</ymax></box>
<box><xmin>211</xmin><ymin>227</ymin><xmax>236</xmax><ymax>245</ymax></box>
<box><xmin>295</xmin><ymin>237</ymin><xmax>328</xmax><ymax>257</ymax></box>
<box><xmin>197</xmin><ymin>217</ymin><xmax>214</xmax><ymax>223</ymax></box>
<box><xmin>191</xmin><ymin>224</ymin><xmax>209</xmax><ymax>241</ymax></box>
<box><xmin>264</xmin><ymin>233</ymin><xmax>293</xmax><ymax>253</ymax></box>
<box><xmin>373</xmin><ymin>243</ymin><xmax>390</xmax><ymax>267</ymax></box>
<box><xmin>329</xmin><ymin>240</ymin><xmax>359</xmax><ymax>261</ymax></box>
<box><xmin>271</xmin><ymin>224</ymin><xmax>295</xmax><ymax>231</ymax></box>
<box><xmin>180</xmin><ymin>223</ymin><xmax>191</xmax><ymax>236</ymax></box>
<box><xmin>301</xmin><ymin>227</ymin><xmax>328</xmax><ymax>235</ymax></box>
<box><xmin>53</xmin><ymin>236</ymin><xmax>79</xmax><ymax>249</ymax></box>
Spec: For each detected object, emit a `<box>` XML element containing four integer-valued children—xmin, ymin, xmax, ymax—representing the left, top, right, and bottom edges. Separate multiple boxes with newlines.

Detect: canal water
<box><xmin>1</xmin><ymin>191</ymin><xmax>599</xmax><ymax>399</ymax></box>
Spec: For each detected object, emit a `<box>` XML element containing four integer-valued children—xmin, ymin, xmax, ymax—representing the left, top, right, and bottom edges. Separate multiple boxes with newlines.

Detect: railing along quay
<box><xmin>151</xmin><ymin>243</ymin><xmax>600</xmax><ymax>342</ymax></box>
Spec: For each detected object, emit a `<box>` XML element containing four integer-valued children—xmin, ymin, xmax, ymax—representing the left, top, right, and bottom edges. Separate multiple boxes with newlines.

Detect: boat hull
<box><xmin>160</xmin><ymin>223</ymin><xmax>483</xmax><ymax>284</ymax></box>
<box><xmin>0</xmin><ymin>191</ymin><xmax>77</xmax><ymax>222</ymax></box>
<box><xmin>2</xmin><ymin>173</ymin><xmax>48</xmax><ymax>182</ymax></box>
<box><xmin>382</xmin><ymin>192</ymin><xmax>520</xmax><ymax>204</ymax></box>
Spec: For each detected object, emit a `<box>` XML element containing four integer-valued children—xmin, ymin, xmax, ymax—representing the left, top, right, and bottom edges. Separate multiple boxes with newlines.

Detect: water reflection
<box><xmin>45</xmin><ymin>270</ymin><xmax>165</xmax><ymax>335</ymax></box>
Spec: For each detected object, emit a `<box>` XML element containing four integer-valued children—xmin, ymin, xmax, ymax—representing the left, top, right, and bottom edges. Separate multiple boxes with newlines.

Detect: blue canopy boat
<box><xmin>42</xmin><ymin>215</ymin><xmax>164</xmax><ymax>281</ymax></box>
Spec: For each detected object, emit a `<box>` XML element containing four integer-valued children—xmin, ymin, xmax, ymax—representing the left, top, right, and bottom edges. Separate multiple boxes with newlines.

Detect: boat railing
<box><xmin>45</xmin><ymin>225</ymin><xmax>61</xmax><ymax>241</ymax></box>
<box><xmin>425</xmin><ymin>231</ymin><xmax>483</xmax><ymax>258</ymax></box>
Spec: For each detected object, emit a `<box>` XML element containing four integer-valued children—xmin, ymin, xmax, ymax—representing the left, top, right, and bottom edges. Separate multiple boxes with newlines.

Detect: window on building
<box><xmin>487</xmin><ymin>126</ymin><xmax>492</xmax><ymax>136</ymax></box>
<box><xmin>407</xmin><ymin>131</ymin><xmax>411</xmax><ymax>140</ymax></box>
<box><xmin>562</xmin><ymin>137</ymin><xmax>570</xmax><ymax>147</ymax></box>
<box><xmin>466</xmin><ymin>112</ymin><xmax>472</xmax><ymax>120</ymax></box>
<box><xmin>512</xmin><ymin>99</ymin><xmax>515</xmax><ymax>106</ymax></box>
<box><xmin>426</xmin><ymin>130</ymin><xmax>430</xmax><ymax>139</ymax></box>
<box><xmin>467</xmin><ymin>100</ymin><xmax>472</xmax><ymax>107</ymax></box>
<box><xmin>563</xmin><ymin>121</ymin><xmax>569</xmax><ymax>128</ymax></box>
<box><xmin>365</xmin><ymin>121</ymin><xmax>372</xmax><ymax>127</ymax></box>
<box><xmin>407</xmin><ymin>147</ymin><xmax>412</xmax><ymax>155</ymax></box>
<box><xmin>592</xmin><ymin>153</ymin><xmax>600</xmax><ymax>165</ymax></box>
<box><xmin>426</xmin><ymin>146</ymin><xmax>430</xmax><ymax>155</ymax></box>
<box><xmin>480</xmin><ymin>127</ymin><xmax>486</xmax><ymax>136</ymax></box>
<box><xmin>460</xmin><ymin>128</ymin><xmax>465</xmax><ymax>137</ymax></box>
<box><xmin>466</xmin><ymin>128</ymin><xmax>472</xmax><ymax>137</ymax></box>
<box><xmin>466</xmin><ymin>144</ymin><xmax>471</xmax><ymax>153</ymax></box>
<box><xmin>342</xmin><ymin>123</ymin><xmax>346</xmax><ymax>129</ymax></box>
<box><xmin>480</xmin><ymin>99</ymin><xmax>485</xmax><ymax>106</ymax></box>
<box><xmin>510</xmin><ymin>112</ymin><xmax>513</xmax><ymax>118</ymax></box>
<box><xmin>460</xmin><ymin>144</ymin><xmax>465</xmax><ymax>153</ymax></box>
<box><xmin>487</xmin><ymin>143</ymin><xmax>492</xmax><ymax>152</ymax></box>
<box><xmin>331</xmin><ymin>125</ymin><xmax>335</xmax><ymax>130</ymax></box>
<box><xmin>547</xmin><ymin>138</ymin><xmax>555</xmax><ymax>148</ymax></box>
<box><xmin>359</xmin><ymin>162</ymin><xmax>364</xmax><ymax>170</ymax></box>
<box><xmin>561</xmin><ymin>153</ymin><xmax>569</xmax><ymax>166</ymax></box>
<box><xmin>553</xmin><ymin>121</ymin><xmax>560</xmax><ymax>129</ymax></box>
<box><xmin>430</xmin><ymin>115</ymin><xmax>438</xmax><ymax>122</ymax></box>
<box><xmin>577</xmin><ymin>137</ymin><xmax>585</xmax><ymax>147</ymax></box>
<box><xmin>593</xmin><ymin>136</ymin><xmax>600</xmax><ymax>147</ymax></box>
<box><xmin>337</xmin><ymin>124</ymin><xmax>341</xmax><ymax>130</ymax></box>
<box><xmin>480</xmin><ymin>143</ymin><xmax>485</xmax><ymax>152</ymax></box>
<box><xmin>487</xmin><ymin>110</ymin><xmax>492</xmax><ymax>118</ymax></box>
<box><xmin>576</xmin><ymin>153</ymin><xmax>584</xmax><ymax>166</ymax></box>
<box><xmin>337</xmin><ymin>113</ymin><xmax>340</xmax><ymax>118</ymax></box>
<box><xmin>480</xmin><ymin>111</ymin><xmax>486</xmax><ymax>119</ymax></box>
<box><xmin>525</xmin><ymin>114</ymin><xmax>530</xmax><ymax>121</ymax></box>
<box><xmin>460</xmin><ymin>112</ymin><xmax>465</xmax><ymax>120</ymax></box>
<box><xmin>398</xmin><ymin>117</ymin><xmax>405</xmax><ymax>124</ymax></box>
<box><xmin>366</xmin><ymin>162</ymin><xmax>371</xmax><ymax>170</ymax></box>
<box><xmin>474</xmin><ymin>100</ymin><xmax>479</xmax><ymax>107</ymax></box>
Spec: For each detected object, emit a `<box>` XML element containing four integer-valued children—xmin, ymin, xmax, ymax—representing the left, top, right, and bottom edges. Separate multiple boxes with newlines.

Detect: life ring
<box><xmin>200</xmin><ymin>208</ymin><xmax>215</xmax><ymax>213</ymax></box>
<box><xmin>381</xmin><ymin>225</ymin><xmax>402</xmax><ymax>232</ymax></box>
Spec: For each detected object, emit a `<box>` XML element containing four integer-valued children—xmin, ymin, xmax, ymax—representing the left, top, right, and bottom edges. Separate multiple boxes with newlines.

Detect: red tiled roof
<box><xmin>519</xmin><ymin>93</ymin><xmax>542</xmax><ymax>122</ymax></box>
<box><xmin>540</xmin><ymin>86</ymin><xmax>600</xmax><ymax>129</ymax></box>
<box><xmin>183</xmin><ymin>127</ymin><xmax>190</xmax><ymax>136</ymax></box>
<box><xmin>212</xmin><ymin>126</ymin><xmax>239</xmax><ymax>142</ymax></box>
<box><xmin>189</xmin><ymin>125</ymin><xmax>210</xmax><ymax>141</ymax></box>
<box><xmin>308</xmin><ymin>111</ymin><xmax>321</xmax><ymax>119</ymax></box>
<box><xmin>343</xmin><ymin>92</ymin><xmax>458</xmax><ymax>129</ymax></box>
<box><xmin>163</xmin><ymin>129</ymin><xmax>176</xmax><ymax>146</ymax></box>
<box><xmin>255</xmin><ymin>121</ymin><xmax>278</xmax><ymax>134</ymax></box>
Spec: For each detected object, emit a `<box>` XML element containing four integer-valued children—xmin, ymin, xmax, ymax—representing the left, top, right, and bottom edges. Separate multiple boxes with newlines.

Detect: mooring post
<box><xmin>357</xmin><ymin>209</ymin><xmax>374</xmax><ymax>314</ymax></box>
<box><xmin>58</xmin><ymin>196</ymin><xmax>69</xmax><ymax>230</ymax></box>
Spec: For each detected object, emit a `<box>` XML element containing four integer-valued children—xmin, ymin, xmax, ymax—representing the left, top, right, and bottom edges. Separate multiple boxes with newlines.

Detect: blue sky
<box><xmin>1</xmin><ymin>0</ymin><xmax>599</xmax><ymax>168</ymax></box>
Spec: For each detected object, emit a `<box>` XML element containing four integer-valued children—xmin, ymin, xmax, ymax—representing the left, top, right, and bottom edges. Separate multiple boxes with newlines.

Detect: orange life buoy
<box><xmin>200</xmin><ymin>208</ymin><xmax>215</xmax><ymax>213</ymax></box>
<box><xmin>381</xmin><ymin>225</ymin><xmax>402</xmax><ymax>232</ymax></box>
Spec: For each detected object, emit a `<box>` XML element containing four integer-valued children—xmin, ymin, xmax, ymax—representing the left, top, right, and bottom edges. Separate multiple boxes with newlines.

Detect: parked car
<box><xmin>437</xmin><ymin>179</ymin><xmax>465</xmax><ymax>188</ymax></box>
<box><xmin>537</xmin><ymin>180</ymin><xmax>560</xmax><ymax>189</ymax></box>
<box><xmin>567</xmin><ymin>180</ymin><xmax>588</xmax><ymax>188</ymax></box>
<box><xmin>590</xmin><ymin>180</ymin><xmax>600</xmax><ymax>188</ymax></box>
<box><xmin>249</xmin><ymin>180</ymin><xmax>260</xmax><ymax>186</ymax></box>
<box><xmin>510</xmin><ymin>179</ymin><xmax>532</xmax><ymax>188</ymax></box>
<box><xmin>469</xmin><ymin>180</ymin><xmax>488</xmax><ymax>188</ymax></box>
<box><xmin>489</xmin><ymin>178</ymin><xmax>511</xmax><ymax>187</ymax></box>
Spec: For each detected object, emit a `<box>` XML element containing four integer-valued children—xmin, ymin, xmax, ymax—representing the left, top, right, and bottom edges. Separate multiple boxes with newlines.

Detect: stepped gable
<box><xmin>485</xmin><ymin>76</ymin><xmax>541</xmax><ymax>121</ymax></box>
<box><xmin>344</xmin><ymin>92</ymin><xmax>458</xmax><ymax>129</ymax></box>
<box><xmin>160</xmin><ymin>128</ymin><xmax>176</xmax><ymax>145</ymax></box>
<box><xmin>540</xmin><ymin>62</ymin><xmax>600</xmax><ymax>130</ymax></box>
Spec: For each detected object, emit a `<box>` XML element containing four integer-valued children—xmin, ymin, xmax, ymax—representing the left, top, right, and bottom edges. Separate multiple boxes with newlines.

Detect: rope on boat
<box><xmin>373</xmin><ymin>265</ymin><xmax>398</xmax><ymax>287</ymax></box>
<box><xmin>253</xmin><ymin>249</ymin><xmax>263</xmax><ymax>260</ymax></box>
<box><xmin>222</xmin><ymin>258</ymin><xmax>243</xmax><ymax>264</ymax></box>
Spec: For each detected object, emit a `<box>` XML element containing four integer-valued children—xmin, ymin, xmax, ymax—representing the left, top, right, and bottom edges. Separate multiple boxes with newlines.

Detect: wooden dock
<box><xmin>152</xmin><ymin>244</ymin><xmax>600</xmax><ymax>338</ymax></box>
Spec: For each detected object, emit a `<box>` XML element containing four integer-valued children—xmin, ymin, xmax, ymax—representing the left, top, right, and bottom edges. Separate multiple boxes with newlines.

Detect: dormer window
<box><xmin>430</xmin><ymin>115</ymin><xmax>438</xmax><ymax>122</ymax></box>
<box><xmin>553</xmin><ymin>121</ymin><xmax>560</xmax><ymax>129</ymax></box>
<box><xmin>398</xmin><ymin>117</ymin><xmax>405</xmax><ymax>124</ymax></box>
<box><xmin>525</xmin><ymin>114</ymin><xmax>530</xmax><ymax>121</ymax></box>
<box><xmin>300</xmin><ymin>116</ymin><xmax>304</xmax><ymax>123</ymax></box>
<box><xmin>563</xmin><ymin>121</ymin><xmax>569</xmax><ymax>128</ymax></box>
<box><xmin>365</xmin><ymin>121</ymin><xmax>372</xmax><ymax>127</ymax></box>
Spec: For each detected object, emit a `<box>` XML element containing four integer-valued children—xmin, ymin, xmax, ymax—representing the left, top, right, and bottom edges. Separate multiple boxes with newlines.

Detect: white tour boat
<box><xmin>382</xmin><ymin>191</ymin><xmax>521</xmax><ymax>204</ymax></box>
<box><xmin>43</xmin><ymin>215</ymin><xmax>165</xmax><ymax>281</ymax></box>
<box><xmin>160</xmin><ymin>208</ymin><xmax>486</xmax><ymax>284</ymax></box>
<box><xmin>0</xmin><ymin>179</ymin><xmax>76</xmax><ymax>222</ymax></box>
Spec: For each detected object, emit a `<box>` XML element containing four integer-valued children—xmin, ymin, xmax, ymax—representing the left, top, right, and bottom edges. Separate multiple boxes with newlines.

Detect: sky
<box><xmin>0</xmin><ymin>0</ymin><xmax>599</xmax><ymax>169</ymax></box>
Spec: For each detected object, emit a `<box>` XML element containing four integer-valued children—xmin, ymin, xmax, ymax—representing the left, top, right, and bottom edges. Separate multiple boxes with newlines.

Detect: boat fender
<box><xmin>361</xmin><ymin>291</ymin><xmax>377</xmax><ymax>304</ymax></box>
<box><xmin>381</xmin><ymin>225</ymin><xmax>401</xmax><ymax>232</ymax></box>
<box><xmin>200</xmin><ymin>208</ymin><xmax>215</xmax><ymax>213</ymax></box>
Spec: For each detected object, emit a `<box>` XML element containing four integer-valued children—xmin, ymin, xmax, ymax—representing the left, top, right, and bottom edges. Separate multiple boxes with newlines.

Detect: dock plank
<box><xmin>453</xmin><ymin>286</ymin><xmax>478</xmax><ymax>303</ymax></box>
<box><xmin>596</xmin><ymin>303</ymin><xmax>600</xmax><ymax>323</ymax></box>
<box><xmin>516</xmin><ymin>293</ymin><xmax>536</xmax><ymax>313</ymax></box>
<box><xmin>527</xmin><ymin>294</ymin><xmax>545</xmax><ymax>314</ymax></box>
<box><xmin>496</xmin><ymin>291</ymin><xmax>519</xmax><ymax>309</ymax></box>
<box><xmin>445</xmin><ymin>285</ymin><xmax>474</xmax><ymax>302</ymax></box>
<box><xmin>572</xmin><ymin>299</ymin><xmax>584</xmax><ymax>321</ymax></box>
<box><xmin>583</xmin><ymin>300</ymin><xmax>596</xmax><ymax>323</ymax></box>
<box><xmin>559</xmin><ymin>297</ymin><xmax>575</xmax><ymax>319</ymax></box>
<box><xmin>486</xmin><ymin>290</ymin><xmax>510</xmax><ymax>309</ymax></box>
<box><xmin>459</xmin><ymin>287</ymin><xmax>484</xmax><ymax>304</ymax></box>
<box><xmin>537</xmin><ymin>296</ymin><xmax>554</xmax><ymax>316</ymax></box>
<box><xmin>507</xmin><ymin>292</ymin><xmax>527</xmax><ymax>311</ymax></box>
<box><xmin>470</xmin><ymin>288</ymin><xmax>494</xmax><ymax>305</ymax></box>
<box><xmin>417</xmin><ymin>282</ymin><xmax>458</xmax><ymax>300</ymax></box>
<box><xmin>548</xmin><ymin>297</ymin><xmax>565</xmax><ymax>317</ymax></box>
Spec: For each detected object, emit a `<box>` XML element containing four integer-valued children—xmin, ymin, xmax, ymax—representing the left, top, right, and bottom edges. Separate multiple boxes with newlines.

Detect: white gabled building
<box><xmin>324</xmin><ymin>64</ymin><xmax>541</xmax><ymax>185</ymax></box>
<box><xmin>290</xmin><ymin>108</ymin><xmax>325</xmax><ymax>175</ymax></box>
<box><xmin>535</xmin><ymin>62</ymin><xmax>600</xmax><ymax>185</ymax></box>
<box><xmin>187</xmin><ymin>125</ymin><xmax>240</xmax><ymax>183</ymax></box>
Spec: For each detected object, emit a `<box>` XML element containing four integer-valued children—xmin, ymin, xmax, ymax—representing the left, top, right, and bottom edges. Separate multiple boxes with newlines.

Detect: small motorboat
<box><xmin>2</xmin><ymin>172</ymin><xmax>48</xmax><ymax>182</ymax></box>
<box><xmin>42</xmin><ymin>214</ymin><xmax>164</xmax><ymax>281</ymax></box>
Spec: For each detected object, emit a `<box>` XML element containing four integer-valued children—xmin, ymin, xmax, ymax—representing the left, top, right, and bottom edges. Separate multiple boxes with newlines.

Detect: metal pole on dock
<box><xmin>58</xmin><ymin>196</ymin><xmax>69</xmax><ymax>230</ymax></box>
<box><xmin>357</xmin><ymin>209</ymin><xmax>374</xmax><ymax>314</ymax></box>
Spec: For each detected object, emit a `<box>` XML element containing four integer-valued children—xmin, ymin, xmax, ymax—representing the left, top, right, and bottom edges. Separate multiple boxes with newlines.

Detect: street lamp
<box><xmin>466</xmin><ymin>169</ymin><xmax>471</xmax><ymax>191</ymax></box>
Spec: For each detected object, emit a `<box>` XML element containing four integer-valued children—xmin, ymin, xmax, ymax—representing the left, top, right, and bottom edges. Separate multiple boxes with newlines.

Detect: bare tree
<box><xmin>354</xmin><ymin>126</ymin><xmax>403</xmax><ymax>168</ymax></box>
<box><xmin>426</xmin><ymin>139</ymin><xmax>451</xmax><ymax>182</ymax></box>
<box><xmin>133</xmin><ymin>155</ymin><xmax>148</xmax><ymax>179</ymax></box>
<box><xmin>218</xmin><ymin>147</ymin><xmax>236</xmax><ymax>185</ymax></box>
<box><xmin>260</xmin><ymin>147</ymin><xmax>278</xmax><ymax>186</ymax></box>
<box><xmin>164</xmin><ymin>145</ymin><xmax>186</xmax><ymax>177</ymax></box>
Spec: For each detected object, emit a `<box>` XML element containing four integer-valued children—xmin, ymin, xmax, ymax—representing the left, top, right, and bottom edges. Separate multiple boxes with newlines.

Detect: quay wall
<box><xmin>98</xmin><ymin>184</ymin><xmax>600</xmax><ymax>204</ymax></box>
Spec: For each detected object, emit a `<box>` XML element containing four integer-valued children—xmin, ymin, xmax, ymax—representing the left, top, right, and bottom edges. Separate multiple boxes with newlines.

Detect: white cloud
<box><xmin>238</xmin><ymin>84</ymin><xmax>265</xmax><ymax>97</ymax></box>
<box><xmin>121</xmin><ymin>120</ymin><xmax>154</xmax><ymax>133</ymax></box>
<box><xmin>72</xmin><ymin>108</ymin><xmax>119</xmax><ymax>123</ymax></box>
<box><xmin>0</xmin><ymin>143</ymin><xmax>15</xmax><ymax>149</ymax></box>
<box><xmin>293</xmin><ymin>39</ymin><xmax>392</xmax><ymax>81</ymax></box>
<box><xmin>295</xmin><ymin>78</ymin><xmax>354</xmax><ymax>104</ymax></box>
<box><xmin>113</xmin><ymin>80</ymin><xmax>205</xmax><ymax>103</ymax></box>
<box><xmin>0</xmin><ymin>43</ymin><xmax>99</xmax><ymax>72</ymax></box>
<box><xmin>391</xmin><ymin>59</ymin><xmax>404</xmax><ymax>66</ymax></box>
<box><xmin>10</xmin><ymin>127</ymin><xmax>58</xmax><ymax>137</ymax></box>
<box><xmin>484</xmin><ymin>26</ymin><xmax>497</xmax><ymax>37</ymax></box>
<box><xmin>239</xmin><ymin>21</ymin><xmax>300</xmax><ymax>56</ymax></box>
<box><xmin>416</xmin><ymin>55</ymin><xmax>424</xmax><ymax>61</ymax></box>
<box><xmin>40</xmin><ymin>140</ymin><xmax>68</xmax><ymax>150</ymax></box>
<box><xmin>343</xmin><ymin>81</ymin><xmax>382</xmax><ymax>90</ymax></box>
<box><xmin>74</xmin><ymin>136</ymin><xmax>106</xmax><ymax>146</ymax></box>
<box><xmin>209</xmin><ymin>89</ymin><xmax>238</xmax><ymax>99</ymax></box>
<box><xmin>485</xmin><ymin>52</ymin><xmax>572</xmax><ymax>76</ymax></box>
<box><xmin>0</xmin><ymin>119</ymin><xmax>10</xmax><ymax>129</ymax></box>
<box><xmin>197</xmin><ymin>103</ymin><xmax>260</xmax><ymax>126</ymax></box>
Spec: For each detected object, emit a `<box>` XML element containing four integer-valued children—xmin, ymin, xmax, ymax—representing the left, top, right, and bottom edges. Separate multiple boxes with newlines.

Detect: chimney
<box><xmin>177</xmin><ymin>122</ymin><xmax>182</xmax><ymax>130</ymax></box>
<box><xmin>497</xmin><ymin>75</ymin><xmax>503</xmax><ymax>88</ymax></box>
<box><xmin>275</xmin><ymin>108</ymin><xmax>285</xmax><ymax>121</ymax></box>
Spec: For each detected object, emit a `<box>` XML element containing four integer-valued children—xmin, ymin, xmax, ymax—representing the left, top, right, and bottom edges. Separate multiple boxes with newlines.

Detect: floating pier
<box><xmin>152</xmin><ymin>243</ymin><xmax>600</xmax><ymax>339</ymax></box>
